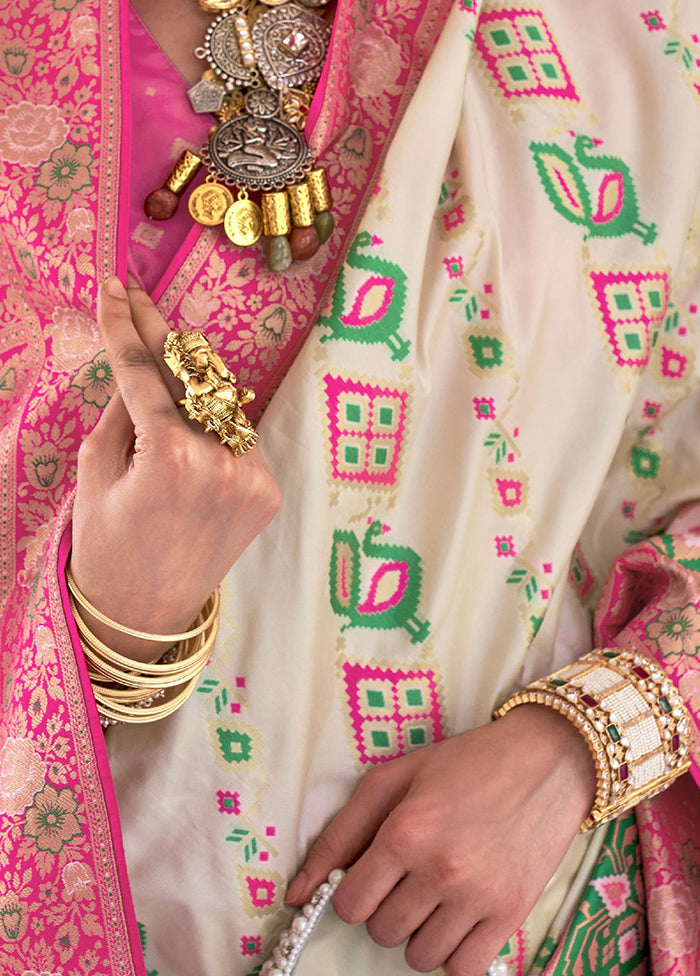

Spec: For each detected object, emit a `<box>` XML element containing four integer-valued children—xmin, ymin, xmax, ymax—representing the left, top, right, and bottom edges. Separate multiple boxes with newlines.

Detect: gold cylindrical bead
<box><xmin>306</xmin><ymin>167</ymin><xmax>332</xmax><ymax>213</ymax></box>
<box><xmin>287</xmin><ymin>182</ymin><xmax>314</xmax><ymax>228</ymax></box>
<box><xmin>165</xmin><ymin>150</ymin><xmax>203</xmax><ymax>195</ymax></box>
<box><xmin>261</xmin><ymin>192</ymin><xmax>292</xmax><ymax>237</ymax></box>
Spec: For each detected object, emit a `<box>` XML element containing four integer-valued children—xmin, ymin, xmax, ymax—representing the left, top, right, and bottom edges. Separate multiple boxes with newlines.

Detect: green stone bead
<box><xmin>314</xmin><ymin>210</ymin><xmax>335</xmax><ymax>244</ymax></box>
<box><xmin>267</xmin><ymin>235</ymin><xmax>292</xmax><ymax>273</ymax></box>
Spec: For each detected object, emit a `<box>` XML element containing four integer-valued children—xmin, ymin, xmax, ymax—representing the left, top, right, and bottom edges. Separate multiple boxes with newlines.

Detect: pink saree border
<box><xmin>53</xmin><ymin>509</ymin><xmax>147</xmax><ymax>976</ymax></box>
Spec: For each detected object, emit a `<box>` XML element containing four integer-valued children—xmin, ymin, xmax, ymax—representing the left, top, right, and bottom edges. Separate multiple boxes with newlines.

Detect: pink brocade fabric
<box><xmin>0</xmin><ymin>0</ymin><xmax>452</xmax><ymax>971</ymax></box>
<box><xmin>592</xmin><ymin>504</ymin><xmax>700</xmax><ymax>974</ymax></box>
<box><xmin>127</xmin><ymin>6</ymin><xmax>212</xmax><ymax>294</ymax></box>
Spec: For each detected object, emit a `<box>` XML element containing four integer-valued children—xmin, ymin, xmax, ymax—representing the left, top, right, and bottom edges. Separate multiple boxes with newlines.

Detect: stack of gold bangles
<box><xmin>495</xmin><ymin>647</ymin><xmax>691</xmax><ymax>831</ymax></box>
<box><xmin>66</xmin><ymin>566</ymin><xmax>219</xmax><ymax>727</ymax></box>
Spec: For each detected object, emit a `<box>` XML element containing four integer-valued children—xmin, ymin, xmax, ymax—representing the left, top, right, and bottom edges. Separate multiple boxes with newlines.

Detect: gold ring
<box><xmin>163</xmin><ymin>331</ymin><xmax>258</xmax><ymax>457</ymax></box>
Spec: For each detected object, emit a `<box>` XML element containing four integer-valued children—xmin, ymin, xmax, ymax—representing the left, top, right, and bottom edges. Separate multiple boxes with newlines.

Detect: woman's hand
<box><xmin>70</xmin><ymin>277</ymin><xmax>282</xmax><ymax>661</ymax></box>
<box><xmin>286</xmin><ymin>704</ymin><xmax>597</xmax><ymax>976</ymax></box>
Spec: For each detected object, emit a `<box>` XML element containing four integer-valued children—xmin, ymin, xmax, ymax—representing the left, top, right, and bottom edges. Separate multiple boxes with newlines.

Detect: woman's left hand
<box><xmin>286</xmin><ymin>704</ymin><xmax>596</xmax><ymax>976</ymax></box>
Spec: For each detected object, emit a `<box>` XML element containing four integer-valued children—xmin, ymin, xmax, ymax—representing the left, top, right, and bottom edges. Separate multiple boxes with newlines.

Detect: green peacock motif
<box><xmin>329</xmin><ymin>519</ymin><xmax>430</xmax><ymax>644</ymax></box>
<box><xmin>318</xmin><ymin>231</ymin><xmax>411</xmax><ymax>360</ymax></box>
<box><xmin>530</xmin><ymin>134</ymin><xmax>657</xmax><ymax>244</ymax></box>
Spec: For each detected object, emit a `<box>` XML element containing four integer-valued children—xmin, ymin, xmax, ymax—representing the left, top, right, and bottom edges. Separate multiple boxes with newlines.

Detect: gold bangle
<box><xmin>72</xmin><ymin>603</ymin><xmax>217</xmax><ymax>688</ymax></box>
<box><xmin>67</xmin><ymin>576</ymin><xmax>220</xmax><ymax>726</ymax></box>
<box><xmin>66</xmin><ymin>564</ymin><xmax>218</xmax><ymax>642</ymax></box>
<box><xmin>494</xmin><ymin>648</ymin><xmax>691</xmax><ymax>831</ymax></box>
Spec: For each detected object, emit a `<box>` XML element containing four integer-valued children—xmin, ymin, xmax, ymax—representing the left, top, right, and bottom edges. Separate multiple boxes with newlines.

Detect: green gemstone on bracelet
<box><xmin>603</xmin><ymin>651</ymin><xmax>619</xmax><ymax>659</ymax></box>
<box><xmin>550</xmin><ymin>679</ymin><xmax>566</xmax><ymax>686</ymax></box>
<box><xmin>658</xmin><ymin>696</ymin><xmax>671</xmax><ymax>714</ymax></box>
<box><xmin>606</xmin><ymin>724</ymin><xmax>621</xmax><ymax>742</ymax></box>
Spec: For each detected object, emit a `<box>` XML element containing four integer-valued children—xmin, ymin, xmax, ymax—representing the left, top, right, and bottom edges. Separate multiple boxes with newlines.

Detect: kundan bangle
<box><xmin>66</xmin><ymin>566</ymin><xmax>219</xmax><ymax>726</ymax></box>
<box><xmin>494</xmin><ymin>648</ymin><xmax>691</xmax><ymax>832</ymax></box>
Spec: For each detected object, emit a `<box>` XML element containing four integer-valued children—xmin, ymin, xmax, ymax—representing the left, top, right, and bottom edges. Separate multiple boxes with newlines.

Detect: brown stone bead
<box><xmin>144</xmin><ymin>186</ymin><xmax>180</xmax><ymax>220</ymax></box>
<box><xmin>289</xmin><ymin>224</ymin><xmax>320</xmax><ymax>262</ymax></box>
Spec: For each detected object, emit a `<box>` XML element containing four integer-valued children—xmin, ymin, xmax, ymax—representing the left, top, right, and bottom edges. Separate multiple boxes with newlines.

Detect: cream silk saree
<box><xmin>1</xmin><ymin>1</ymin><xmax>700</xmax><ymax>974</ymax></box>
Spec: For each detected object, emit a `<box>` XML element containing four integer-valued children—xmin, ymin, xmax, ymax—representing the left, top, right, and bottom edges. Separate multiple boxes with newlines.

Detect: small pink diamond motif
<box><xmin>541</xmin><ymin>589</ymin><xmax>550</xmax><ymax>600</ymax></box>
<box><xmin>484</xmin><ymin>282</ymin><xmax>493</xmax><ymax>293</ymax></box>
<box><xmin>259</xmin><ymin>851</ymin><xmax>269</xmax><ymax>862</ymax></box>
<box><xmin>266</xmin><ymin>826</ymin><xmax>276</xmax><ymax>837</ymax></box>
<box><xmin>236</xmin><ymin>676</ymin><xmax>246</xmax><ymax>688</ymax></box>
<box><xmin>543</xmin><ymin>562</ymin><xmax>552</xmax><ymax>574</ymax></box>
<box><xmin>480</xmin><ymin>308</ymin><xmax>490</xmax><ymax>319</ymax></box>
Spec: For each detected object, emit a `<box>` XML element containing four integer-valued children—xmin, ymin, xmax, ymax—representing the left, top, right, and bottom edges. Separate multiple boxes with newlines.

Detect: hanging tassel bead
<box><xmin>287</xmin><ymin>182</ymin><xmax>320</xmax><ymax>261</ymax></box>
<box><xmin>144</xmin><ymin>150</ymin><xmax>203</xmax><ymax>221</ymax></box>
<box><xmin>313</xmin><ymin>210</ymin><xmax>334</xmax><ymax>244</ymax></box>
<box><xmin>306</xmin><ymin>167</ymin><xmax>334</xmax><ymax>244</ymax></box>
<box><xmin>266</xmin><ymin>235</ymin><xmax>293</xmax><ymax>272</ymax></box>
<box><xmin>262</xmin><ymin>190</ymin><xmax>293</xmax><ymax>272</ymax></box>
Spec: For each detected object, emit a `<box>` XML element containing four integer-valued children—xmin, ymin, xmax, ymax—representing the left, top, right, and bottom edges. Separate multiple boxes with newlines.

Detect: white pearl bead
<box><xmin>328</xmin><ymin>869</ymin><xmax>345</xmax><ymax>885</ymax></box>
<box><xmin>292</xmin><ymin>915</ymin><xmax>308</xmax><ymax>933</ymax></box>
<box><xmin>303</xmin><ymin>904</ymin><xmax>315</xmax><ymax>918</ymax></box>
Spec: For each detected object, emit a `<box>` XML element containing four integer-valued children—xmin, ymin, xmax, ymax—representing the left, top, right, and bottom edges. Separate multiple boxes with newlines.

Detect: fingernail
<box><xmin>285</xmin><ymin>871</ymin><xmax>307</xmax><ymax>905</ymax></box>
<box><xmin>104</xmin><ymin>276</ymin><xmax>127</xmax><ymax>298</ymax></box>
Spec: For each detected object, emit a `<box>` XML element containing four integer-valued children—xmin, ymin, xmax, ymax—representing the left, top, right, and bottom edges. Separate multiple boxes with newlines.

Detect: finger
<box><xmin>286</xmin><ymin>767</ymin><xmax>406</xmax><ymax>905</ymax></box>
<box><xmin>365</xmin><ymin>874</ymin><xmax>439</xmax><ymax>949</ymax></box>
<box><xmin>404</xmin><ymin>904</ymin><xmax>480</xmax><ymax>975</ymax></box>
<box><xmin>97</xmin><ymin>278</ymin><xmax>178</xmax><ymax>427</ymax></box>
<box><xmin>125</xmin><ymin>277</ymin><xmax>185</xmax><ymax>403</ymax></box>
<box><xmin>442</xmin><ymin>918</ymin><xmax>505</xmax><ymax>976</ymax></box>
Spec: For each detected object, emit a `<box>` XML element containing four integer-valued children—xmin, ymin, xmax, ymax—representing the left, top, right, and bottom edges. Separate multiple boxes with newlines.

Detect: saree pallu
<box><xmin>1</xmin><ymin>1</ymin><xmax>700</xmax><ymax>974</ymax></box>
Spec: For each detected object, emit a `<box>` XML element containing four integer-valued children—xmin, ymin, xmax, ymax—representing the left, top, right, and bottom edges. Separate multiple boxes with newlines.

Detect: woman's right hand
<box><xmin>70</xmin><ymin>277</ymin><xmax>282</xmax><ymax>661</ymax></box>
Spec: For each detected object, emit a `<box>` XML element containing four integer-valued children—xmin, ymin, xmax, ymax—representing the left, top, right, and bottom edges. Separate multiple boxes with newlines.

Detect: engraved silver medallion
<box><xmin>252</xmin><ymin>6</ymin><xmax>331</xmax><ymax>90</ymax></box>
<box><xmin>207</xmin><ymin>110</ymin><xmax>311</xmax><ymax>191</ymax></box>
<box><xmin>204</xmin><ymin>10</ymin><xmax>258</xmax><ymax>87</ymax></box>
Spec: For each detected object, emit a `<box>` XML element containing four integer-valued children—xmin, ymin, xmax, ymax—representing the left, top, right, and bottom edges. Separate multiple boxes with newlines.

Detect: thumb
<box><xmin>77</xmin><ymin>392</ymin><xmax>134</xmax><ymax>486</ymax></box>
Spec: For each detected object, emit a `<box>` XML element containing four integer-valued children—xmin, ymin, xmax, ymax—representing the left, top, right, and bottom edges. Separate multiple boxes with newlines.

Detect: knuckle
<box><xmin>380</xmin><ymin>814</ymin><xmax>419</xmax><ymax>858</ymax></box>
<box><xmin>114</xmin><ymin>342</ymin><xmax>157</xmax><ymax>371</ymax></box>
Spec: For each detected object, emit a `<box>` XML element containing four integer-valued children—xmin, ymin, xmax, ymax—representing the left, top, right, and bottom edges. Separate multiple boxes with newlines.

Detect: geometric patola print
<box><xmin>324</xmin><ymin>374</ymin><xmax>409</xmax><ymax>487</ymax></box>
<box><xmin>475</xmin><ymin>7</ymin><xmax>579</xmax><ymax>103</ymax></box>
<box><xmin>342</xmin><ymin>661</ymin><xmax>445</xmax><ymax>765</ymax></box>
<box><xmin>589</xmin><ymin>269</ymin><xmax>669</xmax><ymax>370</ymax></box>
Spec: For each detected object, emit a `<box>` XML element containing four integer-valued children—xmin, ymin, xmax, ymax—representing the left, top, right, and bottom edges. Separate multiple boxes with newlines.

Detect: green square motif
<box><xmin>507</xmin><ymin>64</ymin><xmax>528</xmax><ymax>82</ymax></box>
<box><xmin>525</xmin><ymin>25</ymin><xmax>543</xmax><ymax>41</ymax></box>
<box><xmin>378</xmin><ymin>406</ymin><xmax>394</xmax><ymax>426</ymax></box>
<box><xmin>366</xmin><ymin>690</ymin><xmax>385</xmax><ymax>708</ymax></box>
<box><xmin>344</xmin><ymin>445</ymin><xmax>360</xmax><ymax>465</ymax></box>
<box><xmin>371</xmin><ymin>729</ymin><xmax>390</xmax><ymax>748</ymax></box>
<box><xmin>541</xmin><ymin>61</ymin><xmax>558</xmax><ymax>80</ymax></box>
<box><xmin>614</xmin><ymin>293</ymin><xmax>633</xmax><ymax>311</ymax></box>
<box><xmin>345</xmin><ymin>402</ymin><xmax>361</xmax><ymax>423</ymax></box>
<box><xmin>406</xmin><ymin>688</ymin><xmax>423</xmax><ymax>706</ymax></box>
<box><xmin>648</xmin><ymin>290</ymin><xmax>662</xmax><ymax>309</ymax></box>
<box><xmin>490</xmin><ymin>28</ymin><xmax>511</xmax><ymax>46</ymax></box>
<box><xmin>374</xmin><ymin>446</ymin><xmax>388</xmax><ymax>466</ymax></box>
<box><xmin>408</xmin><ymin>727</ymin><xmax>426</xmax><ymax>745</ymax></box>
<box><xmin>624</xmin><ymin>332</ymin><xmax>642</xmax><ymax>351</ymax></box>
